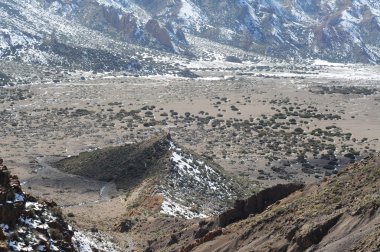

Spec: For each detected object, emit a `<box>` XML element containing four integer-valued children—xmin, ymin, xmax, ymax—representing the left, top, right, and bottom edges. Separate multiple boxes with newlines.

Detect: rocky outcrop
<box><xmin>181</xmin><ymin>228</ymin><xmax>223</xmax><ymax>252</ymax></box>
<box><xmin>0</xmin><ymin>158</ymin><xmax>75</xmax><ymax>251</ymax></box>
<box><xmin>0</xmin><ymin>159</ymin><xmax>25</xmax><ymax>228</ymax></box>
<box><xmin>55</xmin><ymin>134</ymin><xmax>173</xmax><ymax>190</ymax></box>
<box><xmin>114</xmin><ymin>219</ymin><xmax>135</xmax><ymax>233</ymax></box>
<box><xmin>101</xmin><ymin>6</ymin><xmax>139</xmax><ymax>40</ymax></box>
<box><xmin>291</xmin><ymin>213</ymin><xmax>343</xmax><ymax>251</ymax></box>
<box><xmin>55</xmin><ymin>134</ymin><xmax>245</xmax><ymax>218</ymax></box>
<box><xmin>217</xmin><ymin>183</ymin><xmax>304</xmax><ymax>227</ymax></box>
<box><xmin>146</xmin><ymin>183</ymin><xmax>304</xmax><ymax>251</ymax></box>
<box><xmin>145</xmin><ymin>19</ymin><xmax>174</xmax><ymax>49</ymax></box>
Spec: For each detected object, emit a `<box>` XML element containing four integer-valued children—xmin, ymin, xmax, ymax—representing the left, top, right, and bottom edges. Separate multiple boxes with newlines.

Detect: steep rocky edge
<box><xmin>0</xmin><ymin>158</ymin><xmax>75</xmax><ymax>251</ymax></box>
<box><xmin>169</xmin><ymin>153</ymin><xmax>380</xmax><ymax>252</ymax></box>
<box><xmin>217</xmin><ymin>183</ymin><xmax>304</xmax><ymax>228</ymax></box>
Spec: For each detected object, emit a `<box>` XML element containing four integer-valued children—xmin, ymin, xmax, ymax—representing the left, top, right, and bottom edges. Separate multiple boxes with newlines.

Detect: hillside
<box><xmin>53</xmin><ymin>134</ymin><xmax>254</xmax><ymax>218</ymax></box>
<box><xmin>55</xmin><ymin>134</ymin><xmax>172</xmax><ymax>190</ymax></box>
<box><xmin>52</xmin><ymin>134</ymin><xmax>380</xmax><ymax>251</ymax></box>
<box><xmin>145</xmin><ymin>153</ymin><xmax>380</xmax><ymax>251</ymax></box>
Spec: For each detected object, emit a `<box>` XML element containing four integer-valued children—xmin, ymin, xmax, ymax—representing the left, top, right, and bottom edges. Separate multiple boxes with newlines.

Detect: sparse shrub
<box><xmin>49</xmin><ymin>228</ymin><xmax>65</xmax><ymax>240</ymax></box>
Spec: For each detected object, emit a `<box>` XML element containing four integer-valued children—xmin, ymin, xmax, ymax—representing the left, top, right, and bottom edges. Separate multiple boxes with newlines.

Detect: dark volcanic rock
<box><xmin>293</xmin><ymin>213</ymin><xmax>343</xmax><ymax>251</ymax></box>
<box><xmin>0</xmin><ymin>163</ymin><xmax>25</xmax><ymax>228</ymax></box>
<box><xmin>225</xmin><ymin>56</ymin><xmax>242</xmax><ymax>63</ymax></box>
<box><xmin>54</xmin><ymin>134</ymin><xmax>172</xmax><ymax>190</ymax></box>
<box><xmin>101</xmin><ymin>6</ymin><xmax>139</xmax><ymax>39</ymax></box>
<box><xmin>193</xmin><ymin>227</ymin><xmax>209</xmax><ymax>239</ymax></box>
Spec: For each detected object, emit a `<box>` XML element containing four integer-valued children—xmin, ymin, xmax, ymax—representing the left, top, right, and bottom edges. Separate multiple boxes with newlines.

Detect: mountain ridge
<box><xmin>1</xmin><ymin>0</ymin><xmax>379</xmax><ymax>76</ymax></box>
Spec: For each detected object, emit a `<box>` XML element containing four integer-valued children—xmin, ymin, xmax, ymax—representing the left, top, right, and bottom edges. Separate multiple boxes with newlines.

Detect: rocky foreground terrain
<box><xmin>142</xmin><ymin>153</ymin><xmax>380</xmax><ymax>252</ymax></box>
<box><xmin>0</xmin><ymin>158</ymin><xmax>125</xmax><ymax>251</ymax></box>
<box><xmin>0</xmin><ymin>123</ymin><xmax>379</xmax><ymax>251</ymax></box>
<box><xmin>0</xmin><ymin>158</ymin><xmax>75</xmax><ymax>251</ymax></box>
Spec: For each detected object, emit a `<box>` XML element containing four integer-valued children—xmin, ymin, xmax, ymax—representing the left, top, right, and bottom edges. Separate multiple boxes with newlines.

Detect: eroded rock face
<box><xmin>101</xmin><ymin>6</ymin><xmax>139</xmax><ymax>39</ymax></box>
<box><xmin>145</xmin><ymin>19</ymin><xmax>174</xmax><ymax>49</ymax></box>
<box><xmin>0</xmin><ymin>158</ymin><xmax>75</xmax><ymax>251</ymax></box>
<box><xmin>114</xmin><ymin>219</ymin><xmax>135</xmax><ymax>233</ymax></box>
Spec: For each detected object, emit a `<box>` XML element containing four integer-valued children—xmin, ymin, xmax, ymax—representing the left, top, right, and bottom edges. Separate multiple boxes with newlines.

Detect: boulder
<box><xmin>0</xmin><ymin>159</ymin><xmax>75</xmax><ymax>251</ymax></box>
<box><xmin>115</xmin><ymin>219</ymin><xmax>135</xmax><ymax>233</ymax></box>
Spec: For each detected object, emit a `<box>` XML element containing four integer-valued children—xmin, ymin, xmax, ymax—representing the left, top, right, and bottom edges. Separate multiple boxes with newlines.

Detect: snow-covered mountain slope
<box><xmin>146</xmin><ymin>0</ymin><xmax>380</xmax><ymax>63</ymax></box>
<box><xmin>0</xmin><ymin>0</ymin><xmax>187</xmax><ymax>78</ymax></box>
<box><xmin>0</xmin><ymin>0</ymin><xmax>379</xmax><ymax>73</ymax></box>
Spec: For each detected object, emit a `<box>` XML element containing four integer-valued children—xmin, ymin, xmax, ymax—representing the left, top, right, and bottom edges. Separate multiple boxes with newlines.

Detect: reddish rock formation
<box><xmin>181</xmin><ymin>228</ymin><xmax>223</xmax><ymax>252</ymax></box>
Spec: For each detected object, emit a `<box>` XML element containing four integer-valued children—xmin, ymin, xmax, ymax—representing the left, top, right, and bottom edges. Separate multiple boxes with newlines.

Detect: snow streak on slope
<box><xmin>178</xmin><ymin>0</ymin><xmax>208</xmax><ymax>32</ymax></box>
<box><xmin>96</xmin><ymin>0</ymin><xmax>151</xmax><ymax>22</ymax></box>
<box><xmin>159</xmin><ymin>141</ymin><xmax>236</xmax><ymax>219</ymax></box>
<box><xmin>72</xmin><ymin>231</ymin><xmax>121</xmax><ymax>252</ymax></box>
<box><xmin>1</xmin><ymin>200</ymin><xmax>66</xmax><ymax>251</ymax></box>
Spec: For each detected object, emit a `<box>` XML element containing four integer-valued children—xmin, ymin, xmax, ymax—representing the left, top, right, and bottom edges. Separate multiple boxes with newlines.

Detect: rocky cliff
<box><xmin>217</xmin><ymin>183</ymin><xmax>304</xmax><ymax>228</ymax></box>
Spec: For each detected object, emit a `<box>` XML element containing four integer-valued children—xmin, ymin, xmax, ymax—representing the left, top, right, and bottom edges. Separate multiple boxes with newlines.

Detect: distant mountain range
<box><xmin>0</xmin><ymin>0</ymin><xmax>379</xmax><ymax>73</ymax></box>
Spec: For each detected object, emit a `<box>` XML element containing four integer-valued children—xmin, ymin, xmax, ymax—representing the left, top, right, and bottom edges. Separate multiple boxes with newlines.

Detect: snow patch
<box><xmin>72</xmin><ymin>231</ymin><xmax>121</xmax><ymax>252</ymax></box>
<box><xmin>160</xmin><ymin>197</ymin><xmax>208</xmax><ymax>219</ymax></box>
<box><xmin>158</xmin><ymin>141</ymin><xmax>236</xmax><ymax>218</ymax></box>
